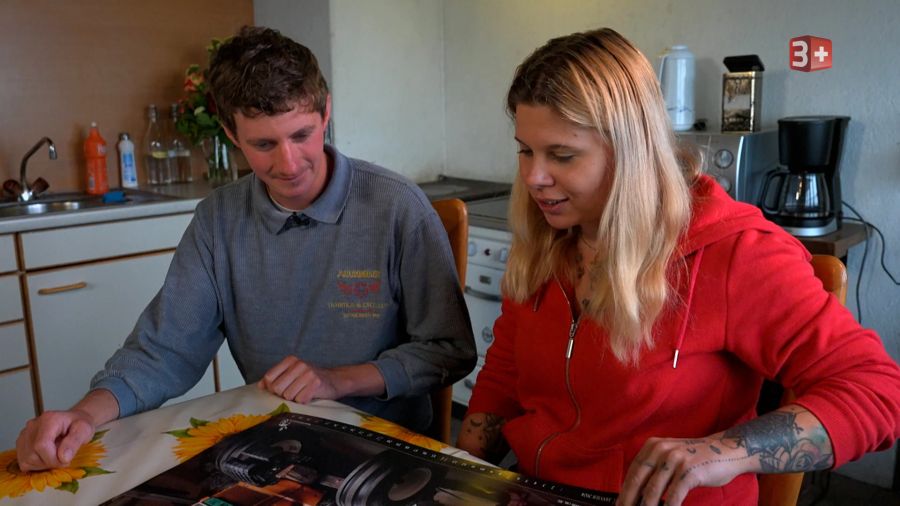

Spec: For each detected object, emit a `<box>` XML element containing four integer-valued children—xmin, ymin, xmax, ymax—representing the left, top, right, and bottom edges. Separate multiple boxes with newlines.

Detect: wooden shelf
<box><xmin>798</xmin><ymin>222</ymin><xmax>867</xmax><ymax>259</ymax></box>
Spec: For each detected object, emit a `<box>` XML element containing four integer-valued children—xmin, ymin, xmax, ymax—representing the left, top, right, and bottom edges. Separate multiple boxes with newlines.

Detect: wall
<box><xmin>0</xmin><ymin>0</ymin><xmax>253</xmax><ymax>191</ymax></box>
<box><xmin>255</xmin><ymin>0</ymin><xmax>447</xmax><ymax>182</ymax></box>
<box><xmin>253</xmin><ymin>0</ymin><xmax>332</xmax><ymax>84</ymax></box>
<box><xmin>442</xmin><ymin>0</ymin><xmax>900</xmax><ymax>488</ymax></box>
<box><xmin>329</xmin><ymin>0</ymin><xmax>446</xmax><ymax>181</ymax></box>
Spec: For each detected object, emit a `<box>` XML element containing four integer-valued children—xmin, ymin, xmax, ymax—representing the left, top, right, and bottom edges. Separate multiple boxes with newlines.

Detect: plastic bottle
<box><xmin>168</xmin><ymin>103</ymin><xmax>194</xmax><ymax>182</ymax></box>
<box><xmin>658</xmin><ymin>45</ymin><xmax>695</xmax><ymax>131</ymax></box>
<box><xmin>117</xmin><ymin>132</ymin><xmax>139</xmax><ymax>189</ymax></box>
<box><xmin>144</xmin><ymin>105</ymin><xmax>170</xmax><ymax>185</ymax></box>
<box><xmin>84</xmin><ymin>122</ymin><xmax>109</xmax><ymax>195</ymax></box>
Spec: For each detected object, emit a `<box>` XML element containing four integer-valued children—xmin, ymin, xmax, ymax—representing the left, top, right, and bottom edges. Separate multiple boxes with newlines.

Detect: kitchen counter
<box><xmin>0</xmin><ymin>180</ymin><xmax>217</xmax><ymax>234</ymax></box>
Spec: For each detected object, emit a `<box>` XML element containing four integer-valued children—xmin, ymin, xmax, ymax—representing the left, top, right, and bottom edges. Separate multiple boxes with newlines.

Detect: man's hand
<box><xmin>258</xmin><ymin>356</ymin><xmax>340</xmax><ymax>403</ymax></box>
<box><xmin>257</xmin><ymin>356</ymin><xmax>386</xmax><ymax>404</ymax></box>
<box><xmin>15</xmin><ymin>409</ymin><xmax>96</xmax><ymax>471</ymax></box>
<box><xmin>15</xmin><ymin>388</ymin><xmax>119</xmax><ymax>472</ymax></box>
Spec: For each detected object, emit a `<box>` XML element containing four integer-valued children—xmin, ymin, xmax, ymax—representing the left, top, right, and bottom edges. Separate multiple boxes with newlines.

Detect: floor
<box><xmin>449</xmin><ymin>415</ymin><xmax>899</xmax><ymax>504</ymax></box>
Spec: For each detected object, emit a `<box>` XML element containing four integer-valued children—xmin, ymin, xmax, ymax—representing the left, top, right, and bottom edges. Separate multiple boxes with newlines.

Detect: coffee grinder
<box><xmin>759</xmin><ymin>115</ymin><xmax>850</xmax><ymax>237</ymax></box>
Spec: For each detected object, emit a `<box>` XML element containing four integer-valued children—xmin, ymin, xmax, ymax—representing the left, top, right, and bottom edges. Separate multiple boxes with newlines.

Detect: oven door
<box><xmin>454</xmin><ymin>262</ymin><xmax>504</xmax><ymax>406</ymax></box>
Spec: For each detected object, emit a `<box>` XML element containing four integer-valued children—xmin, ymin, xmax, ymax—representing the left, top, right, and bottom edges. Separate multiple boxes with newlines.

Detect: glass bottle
<box><xmin>144</xmin><ymin>105</ymin><xmax>170</xmax><ymax>185</ymax></box>
<box><xmin>168</xmin><ymin>104</ymin><xmax>194</xmax><ymax>182</ymax></box>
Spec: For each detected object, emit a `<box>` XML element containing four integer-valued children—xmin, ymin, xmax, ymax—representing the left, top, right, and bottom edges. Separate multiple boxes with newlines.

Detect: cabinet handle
<box><xmin>37</xmin><ymin>282</ymin><xmax>87</xmax><ymax>295</ymax></box>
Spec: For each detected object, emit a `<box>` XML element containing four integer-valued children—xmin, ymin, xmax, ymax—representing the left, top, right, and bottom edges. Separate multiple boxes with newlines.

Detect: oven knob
<box><xmin>481</xmin><ymin>327</ymin><xmax>494</xmax><ymax>344</ymax></box>
<box><xmin>498</xmin><ymin>248</ymin><xmax>509</xmax><ymax>263</ymax></box>
<box><xmin>715</xmin><ymin>176</ymin><xmax>732</xmax><ymax>193</ymax></box>
<box><xmin>468</xmin><ymin>241</ymin><xmax>477</xmax><ymax>257</ymax></box>
<box><xmin>714</xmin><ymin>149</ymin><xmax>734</xmax><ymax>169</ymax></box>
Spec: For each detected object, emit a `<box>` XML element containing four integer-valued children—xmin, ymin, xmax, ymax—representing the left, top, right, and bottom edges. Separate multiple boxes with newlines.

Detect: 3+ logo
<box><xmin>790</xmin><ymin>35</ymin><xmax>832</xmax><ymax>72</ymax></box>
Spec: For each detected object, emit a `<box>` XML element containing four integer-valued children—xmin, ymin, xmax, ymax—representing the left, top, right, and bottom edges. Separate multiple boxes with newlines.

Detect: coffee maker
<box><xmin>759</xmin><ymin>115</ymin><xmax>850</xmax><ymax>237</ymax></box>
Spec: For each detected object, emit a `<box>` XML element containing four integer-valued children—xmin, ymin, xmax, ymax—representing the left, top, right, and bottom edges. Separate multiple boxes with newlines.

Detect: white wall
<box><xmin>253</xmin><ymin>0</ymin><xmax>332</xmax><ymax>82</ymax></box>
<box><xmin>328</xmin><ymin>0</ymin><xmax>446</xmax><ymax>181</ymax></box>
<box><xmin>256</xmin><ymin>0</ymin><xmax>446</xmax><ymax>182</ymax></box>
<box><xmin>443</xmin><ymin>0</ymin><xmax>899</xmax><ymax>488</ymax></box>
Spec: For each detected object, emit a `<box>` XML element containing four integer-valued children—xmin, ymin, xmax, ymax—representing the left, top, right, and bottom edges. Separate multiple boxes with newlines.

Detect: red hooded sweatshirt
<box><xmin>467</xmin><ymin>175</ymin><xmax>900</xmax><ymax>504</ymax></box>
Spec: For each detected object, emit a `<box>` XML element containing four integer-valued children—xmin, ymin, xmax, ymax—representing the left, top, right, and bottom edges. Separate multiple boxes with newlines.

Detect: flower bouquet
<box><xmin>175</xmin><ymin>38</ymin><xmax>236</xmax><ymax>185</ymax></box>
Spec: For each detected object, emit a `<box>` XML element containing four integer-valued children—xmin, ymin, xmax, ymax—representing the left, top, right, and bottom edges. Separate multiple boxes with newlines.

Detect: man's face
<box><xmin>226</xmin><ymin>98</ymin><xmax>331</xmax><ymax>210</ymax></box>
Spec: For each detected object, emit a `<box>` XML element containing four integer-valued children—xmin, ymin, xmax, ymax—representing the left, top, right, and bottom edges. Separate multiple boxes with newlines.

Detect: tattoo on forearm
<box><xmin>723</xmin><ymin>409</ymin><xmax>834</xmax><ymax>473</ymax></box>
<box><xmin>680</xmin><ymin>455</ymin><xmax>753</xmax><ymax>480</ymax></box>
<box><xmin>464</xmin><ymin>414</ymin><xmax>507</xmax><ymax>459</ymax></box>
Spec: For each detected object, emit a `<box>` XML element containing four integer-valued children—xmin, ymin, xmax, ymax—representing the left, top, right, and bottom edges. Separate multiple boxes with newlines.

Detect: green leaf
<box><xmin>190</xmin><ymin>417</ymin><xmax>210</xmax><ymax>428</ymax></box>
<box><xmin>82</xmin><ymin>466</ymin><xmax>114</xmax><ymax>477</ymax></box>
<box><xmin>267</xmin><ymin>403</ymin><xmax>291</xmax><ymax>416</ymax></box>
<box><xmin>165</xmin><ymin>429</ymin><xmax>192</xmax><ymax>438</ymax></box>
<box><xmin>90</xmin><ymin>429</ymin><xmax>109</xmax><ymax>443</ymax></box>
<box><xmin>57</xmin><ymin>480</ymin><xmax>79</xmax><ymax>494</ymax></box>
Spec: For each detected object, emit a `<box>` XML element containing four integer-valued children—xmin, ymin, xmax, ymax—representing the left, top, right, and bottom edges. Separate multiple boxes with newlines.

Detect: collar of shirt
<box><xmin>251</xmin><ymin>144</ymin><xmax>352</xmax><ymax>235</ymax></box>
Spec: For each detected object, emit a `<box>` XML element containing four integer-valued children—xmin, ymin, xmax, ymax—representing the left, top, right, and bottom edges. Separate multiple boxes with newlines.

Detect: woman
<box><xmin>456</xmin><ymin>28</ymin><xmax>900</xmax><ymax>506</ymax></box>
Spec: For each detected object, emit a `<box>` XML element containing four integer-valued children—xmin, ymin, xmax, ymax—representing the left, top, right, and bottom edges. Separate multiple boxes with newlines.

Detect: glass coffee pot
<box><xmin>760</xmin><ymin>170</ymin><xmax>831</xmax><ymax>219</ymax></box>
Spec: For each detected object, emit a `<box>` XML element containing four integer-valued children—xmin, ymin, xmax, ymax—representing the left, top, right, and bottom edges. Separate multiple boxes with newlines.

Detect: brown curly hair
<box><xmin>208</xmin><ymin>26</ymin><xmax>329</xmax><ymax>136</ymax></box>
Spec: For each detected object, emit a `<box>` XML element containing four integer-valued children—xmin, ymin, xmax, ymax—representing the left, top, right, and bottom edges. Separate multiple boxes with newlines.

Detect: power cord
<box><xmin>842</xmin><ymin>201</ymin><xmax>900</xmax><ymax>325</ymax></box>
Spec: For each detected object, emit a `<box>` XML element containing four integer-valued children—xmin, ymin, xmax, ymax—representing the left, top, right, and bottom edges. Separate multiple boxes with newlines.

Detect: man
<box><xmin>16</xmin><ymin>26</ymin><xmax>475</xmax><ymax>471</ymax></box>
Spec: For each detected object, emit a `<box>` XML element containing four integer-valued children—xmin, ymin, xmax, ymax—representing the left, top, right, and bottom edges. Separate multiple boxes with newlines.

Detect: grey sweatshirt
<box><xmin>91</xmin><ymin>145</ymin><xmax>476</xmax><ymax>430</ymax></box>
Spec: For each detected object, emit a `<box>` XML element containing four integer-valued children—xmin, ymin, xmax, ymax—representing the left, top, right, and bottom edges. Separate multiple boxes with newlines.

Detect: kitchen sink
<box><xmin>0</xmin><ymin>190</ymin><xmax>178</xmax><ymax>219</ymax></box>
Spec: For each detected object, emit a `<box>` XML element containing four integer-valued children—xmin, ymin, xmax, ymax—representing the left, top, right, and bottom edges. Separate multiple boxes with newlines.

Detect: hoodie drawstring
<box><xmin>673</xmin><ymin>247</ymin><xmax>705</xmax><ymax>369</ymax></box>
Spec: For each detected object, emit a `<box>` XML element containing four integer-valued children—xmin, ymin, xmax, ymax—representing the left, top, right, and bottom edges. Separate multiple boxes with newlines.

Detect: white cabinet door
<box><xmin>0</xmin><ymin>234</ymin><xmax>16</xmax><ymax>274</ymax></box>
<box><xmin>0</xmin><ymin>369</ymin><xmax>35</xmax><ymax>451</ymax></box>
<box><xmin>0</xmin><ymin>274</ymin><xmax>23</xmax><ymax>323</ymax></box>
<box><xmin>28</xmin><ymin>251</ymin><xmax>214</xmax><ymax>412</ymax></box>
<box><xmin>0</xmin><ymin>322</ymin><xmax>29</xmax><ymax>371</ymax></box>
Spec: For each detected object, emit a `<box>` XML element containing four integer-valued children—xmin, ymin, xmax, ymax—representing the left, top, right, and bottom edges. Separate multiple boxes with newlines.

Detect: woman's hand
<box><xmin>617</xmin><ymin>405</ymin><xmax>833</xmax><ymax>506</ymax></box>
<box><xmin>456</xmin><ymin>412</ymin><xmax>509</xmax><ymax>464</ymax></box>
<box><xmin>617</xmin><ymin>434</ymin><xmax>752</xmax><ymax>506</ymax></box>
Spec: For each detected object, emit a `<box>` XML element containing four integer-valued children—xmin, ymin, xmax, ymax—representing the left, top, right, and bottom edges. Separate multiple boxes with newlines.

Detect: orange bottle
<box><xmin>84</xmin><ymin>122</ymin><xmax>109</xmax><ymax>195</ymax></box>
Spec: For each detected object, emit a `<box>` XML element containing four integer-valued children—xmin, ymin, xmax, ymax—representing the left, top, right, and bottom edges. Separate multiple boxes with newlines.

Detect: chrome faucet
<box><xmin>19</xmin><ymin>137</ymin><xmax>57</xmax><ymax>202</ymax></box>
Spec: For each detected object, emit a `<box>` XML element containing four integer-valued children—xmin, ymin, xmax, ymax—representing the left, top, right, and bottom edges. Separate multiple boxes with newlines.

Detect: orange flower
<box><xmin>168</xmin><ymin>404</ymin><xmax>290</xmax><ymax>462</ymax></box>
<box><xmin>0</xmin><ymin>435</ymin><xmax>110</xmax><ymax>499</ymax></box>
<box><xmin>359</xmin><ymin>415</ymin><xmax>448</xmax><ymax>452</ymax></box>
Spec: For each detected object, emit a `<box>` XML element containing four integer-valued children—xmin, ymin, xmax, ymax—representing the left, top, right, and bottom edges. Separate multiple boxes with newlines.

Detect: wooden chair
<box><xmin>425</xmin><ymin>198</ymin><xmax>468</xmax><ymax>444</ymax></box>
<box><xmin>757</xmin><ymin>254</ymin><xmax>847</xmax><ymax>506</ymax></box>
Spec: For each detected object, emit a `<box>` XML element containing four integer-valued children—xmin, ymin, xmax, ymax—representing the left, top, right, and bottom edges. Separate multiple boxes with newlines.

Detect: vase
<box><xmin>201</xmin><ymin>136</ymin><xmax>237</xmax><ymax>186</ymax></box>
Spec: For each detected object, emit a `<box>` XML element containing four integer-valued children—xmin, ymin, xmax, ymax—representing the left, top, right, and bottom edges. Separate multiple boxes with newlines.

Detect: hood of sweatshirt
<box><xmin>680</xmin><ymin>175</ymin><xmax>807</xmax><ymax>259</ymax></box>
<box><xmin>669</xmin><ymin>175</ymin><xmax>809</xmax><ymax>367</ymax></box>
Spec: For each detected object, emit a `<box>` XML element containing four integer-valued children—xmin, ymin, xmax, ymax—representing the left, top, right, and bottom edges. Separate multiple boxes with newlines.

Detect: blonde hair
<box><xmin>503</xmin><ymin>28</ymin><xmax>699</xmax><ymax>365</ymax></box>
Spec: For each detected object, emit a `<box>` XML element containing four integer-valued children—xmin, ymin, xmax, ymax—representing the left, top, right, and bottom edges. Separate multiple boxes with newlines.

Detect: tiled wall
<box><xmin>0</xmin><ymin>0</ymin><xmax>253</xmax><ymax>191</ymax></box>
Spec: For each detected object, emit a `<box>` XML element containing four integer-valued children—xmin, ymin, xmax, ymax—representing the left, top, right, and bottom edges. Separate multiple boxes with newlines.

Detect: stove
<box><xmin>417</xmin><ymin>175</ymin><xmax>511</xmax><ymax>202</ymax></box>
<box><xmin>453</xmin><ymin>195</ymin><xmax>512</xmax><ymax>407</ymax></box>
<box><xmin>464</xmin><ymin>195</ymin><xmax>511</xmax><ymax>231</ymax></box>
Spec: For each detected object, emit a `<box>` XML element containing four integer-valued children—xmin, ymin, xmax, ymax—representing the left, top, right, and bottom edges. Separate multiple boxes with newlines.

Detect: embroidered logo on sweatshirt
<box><xmin>330</xmin><ymin>269</ymin><xmax>386</xmax><ymax>318</ymax></box>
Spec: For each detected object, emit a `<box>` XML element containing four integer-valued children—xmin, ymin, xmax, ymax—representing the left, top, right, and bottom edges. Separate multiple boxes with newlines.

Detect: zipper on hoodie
<box><xmin>534</xmin><ymin>278</ymin><xmax>584</xmax><ymax>477</ymax></box>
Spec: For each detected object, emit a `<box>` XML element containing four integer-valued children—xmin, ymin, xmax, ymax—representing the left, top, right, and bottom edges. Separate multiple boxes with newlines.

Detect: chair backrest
<box><xmin>427</xmin><ymin>198</ymin><xmax>468</xmax><ymax>444</ymax></box>
<box><xmin>757</xmin><ymin>254</ymin><xmax>847</xmax><ymax>506</ymax></box>
<box><xmin>810</xmin><ymin>254</ymin><xmax>848</xmax><ymax>304</ymax></box>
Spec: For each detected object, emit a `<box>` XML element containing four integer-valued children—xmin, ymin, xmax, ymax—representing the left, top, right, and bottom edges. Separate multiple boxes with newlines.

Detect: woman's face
<box><xmin>514</xmin><ymin>103</ymin><xmax>612</xmax><ymax>235</ymax></box>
